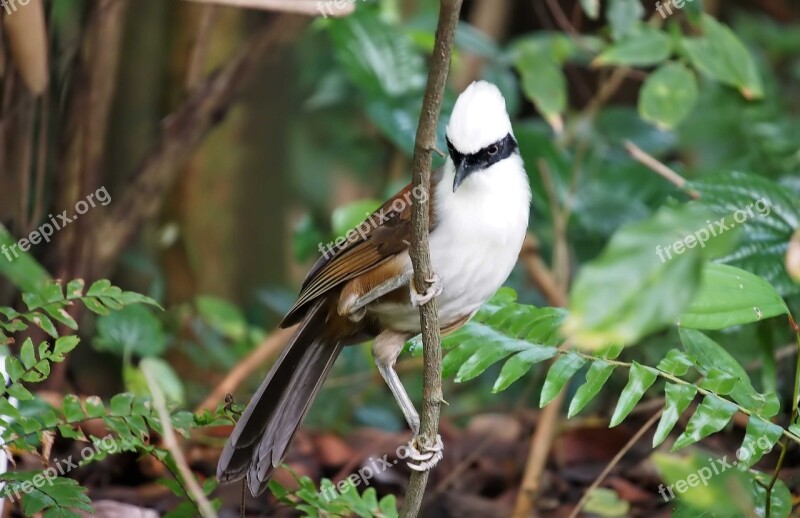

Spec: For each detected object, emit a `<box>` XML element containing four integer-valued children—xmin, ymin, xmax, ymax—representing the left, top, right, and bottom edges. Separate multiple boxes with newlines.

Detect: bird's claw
<box><xmin>406</xmin><ymin>434</ymin><xmax>444</xmax><ymax>472</ymax></box>
<box><xmin>409</xmin><ymin>274</ymin><xmax>443</xmax><ymax>307</ymax></box>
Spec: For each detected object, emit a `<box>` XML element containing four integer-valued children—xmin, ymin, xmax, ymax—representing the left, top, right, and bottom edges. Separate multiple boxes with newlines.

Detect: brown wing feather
<box><xmin>280</xmin><ymin>180</ymin><xmax>436</xmax><ymax>328</ymax></box>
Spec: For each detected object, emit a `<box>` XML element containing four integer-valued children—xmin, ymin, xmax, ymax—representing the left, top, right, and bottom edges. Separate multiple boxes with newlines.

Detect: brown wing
<box><xmin>280</xmin><ymin>181</ymin><xmax>430</xmax><ymax>328</ymax></box>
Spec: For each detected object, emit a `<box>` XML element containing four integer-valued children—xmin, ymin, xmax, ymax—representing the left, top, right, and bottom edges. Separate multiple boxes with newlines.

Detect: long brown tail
<box><xmin>216</xmin><ymin>300</ymin><xmax>343</xmax><ymax>495</ymax></box>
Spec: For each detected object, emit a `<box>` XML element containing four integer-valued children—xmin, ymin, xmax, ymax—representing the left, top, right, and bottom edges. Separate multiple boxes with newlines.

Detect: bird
<box><xmin>216</xmin><ymin>80</ymin><xmax>532</xmax><ymax>496</ymax></box>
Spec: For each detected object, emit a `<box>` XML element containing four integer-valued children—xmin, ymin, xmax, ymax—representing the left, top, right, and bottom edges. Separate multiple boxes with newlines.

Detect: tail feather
<box><xmin>216</xmin><ymin>300</ymin><xmax>343</xmax><ymax>495</ymax></box>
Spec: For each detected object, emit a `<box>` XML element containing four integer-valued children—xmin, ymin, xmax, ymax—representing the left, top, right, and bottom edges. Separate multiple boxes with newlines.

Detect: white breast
<box><xmin>372</xmin><ymin>156</ymin><xmax>531</xmax><ymax>333</ymax></box>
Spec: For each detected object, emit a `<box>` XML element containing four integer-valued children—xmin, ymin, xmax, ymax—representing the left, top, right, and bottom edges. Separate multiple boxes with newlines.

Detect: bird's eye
<box><xmin>487</xmin><ymin>145</ymin><xmax>499</xmax><ymax>155</ymax></box>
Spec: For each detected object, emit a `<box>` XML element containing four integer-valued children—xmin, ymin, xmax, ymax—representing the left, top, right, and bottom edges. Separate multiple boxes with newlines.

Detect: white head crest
<box><xmin>446</xmin><ymin>81</ymin><xmax>514</xmax><ymax>155</ymax></box>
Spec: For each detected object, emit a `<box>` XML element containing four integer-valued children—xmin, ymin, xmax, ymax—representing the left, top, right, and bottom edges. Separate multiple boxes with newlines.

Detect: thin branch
<box><xmin>567</xmin><ymin>410</ymin><xmax>663</xmax><ymax>518</ymax></box>
<box><xmin>400</xmin><ymin>0</ymin><xmax>463</xmax><ymax>516</ymax></box>
<box><xmin>624</xmin><ymin>140</ymin><xmax>700</xmax><ymax>199</ymax></box>
<box><xmin>195</xmin><ymin>326</ymin><xmax>295</xmax><ymax>413</ymax></box>
<box><xmin>143</xmin><ymin>364</ymin><xmax>216</xmax><ymax>518</ymax></box>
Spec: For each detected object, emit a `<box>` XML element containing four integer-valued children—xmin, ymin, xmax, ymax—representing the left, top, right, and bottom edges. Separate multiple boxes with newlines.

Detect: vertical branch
<box><xmin>400</xmin><ymin>0</ymin><xmax>462</xmax><ymax>516</ymax></box>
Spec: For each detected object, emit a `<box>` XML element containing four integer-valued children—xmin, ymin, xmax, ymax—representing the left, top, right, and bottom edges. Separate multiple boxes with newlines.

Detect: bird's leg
<box><xmin>345</xmin><ymin>271</ymin><xmax>412</xmax><ymax>318</ymax></box>
<box><xmin>372</xmin><ymin>330</ymin><xmax>444</xmax><ymax>472</ymax></box>
<box><xmin>409</xmin><ymin>273</ymin><xmax>443</xmax><ymax>307</ymax></box>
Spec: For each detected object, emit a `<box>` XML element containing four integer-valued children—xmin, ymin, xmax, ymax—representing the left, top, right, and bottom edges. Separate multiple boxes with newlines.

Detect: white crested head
<box><xmin>446</xmin><ymin>81</ymin><xmax>513</xmax><ymax>155</ymax></box>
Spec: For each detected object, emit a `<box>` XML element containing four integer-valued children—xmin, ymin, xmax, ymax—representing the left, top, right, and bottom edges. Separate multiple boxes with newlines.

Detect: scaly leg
<box><xmin>372</xmin><ymin>330</ymin><xmax>444</xmax><ymax>472</ymax></box>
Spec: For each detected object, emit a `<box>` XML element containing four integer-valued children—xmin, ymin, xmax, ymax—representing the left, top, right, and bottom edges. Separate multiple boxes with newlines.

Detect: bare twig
<box><xmin>400</xmin><ymin>0</ymin><xmax>463</xmax><ymax>516</ymax></box>
<box><xmin>144</xmin><ymin>364</ymin><xmax>216</xmax><ymax>518</ymax></box>
<box><xmin>568</xmin><ymin>410</ymin><xmax>663</xmax><ymax>518</ymax></box>
<box><xmin>624</xmin><ymin>140</ymin><xmax>699</xmax><ymax>198</ymax></box>
<box><xmin>195</xmin><ymin>326</ymin><xmax>295</xmax><ymax>413</ymax></box>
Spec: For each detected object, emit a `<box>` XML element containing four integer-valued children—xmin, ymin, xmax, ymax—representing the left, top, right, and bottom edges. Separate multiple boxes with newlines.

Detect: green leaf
<box><xmin>736</xmin><ymin>416</ymin><xmax>782</xmax><ymax>469</ymax></box>
<box><xmin>492</xmin><ymin>346</ymin><xmax>558</xmax><ymax>393</ymax></box>
<box><xmin>109</xmin><ymin>393</ymin><xmax>135</xmax><ymax>416</ymax></box>
<box><xmin>582</xmin><ymin>487</ymin><xmax>629</xmax><ymax>517</ymax></box>
<box><xmin>687</xmin><ymin>171</ymin><xmax>800</xmax><ymax>297</ymax></box>
<box><xmin>331</xmin><ymin>199</ymin><xmax>383</xmax><ymax>242</ymax></box>
<box><xmin>94</xmin><ymin>305</ymin><xmax>167</xmax><ymax>357</ymax></box>
<box><xmin>83</xmin><ymin>396</ymin><xmax>106</xmax><ymax>419</ymax></box>
<box><xmin>7</xmin><ymin>383</ymin><xmax>34</xmax><ymax>400</ymax></box>
<box><xmin>679</xmin><ymin>328</ymin><xmax>777</xmax><ymax>417</ymax></box>
<box><xmin>540</xmin><ymin>353</ymin><xmax>586</xmax><ymax>407</ymax></box>
<box><xmin>515</xmin><ymin>44</ymin><xmax>566</xmax><ymax>129</ymax></box>
<box><xmin>20</xmin><ymin>338</ymin><xmax>36</xmax><ymax>369</ymax></box>
<box><xmin>698</xmin><ymin>369</ymin><xmax>737</xmax><ymax>395</ymax></box>
<box><xmin>65</xmin><ymin>279</ymin><xmax>85</xmax><ymax>299</ymax></box>
<box><xmin>657</xmin><ymin>349</ymin><xmax>696</xmax><ymax>376</ymax></box>
<box><xmin>138</xmin><ymin>357</ymin><xmax>185</xmax><ymax>406</ymax></box>
<box><xmin>653</xmin><ymin>383</ymin><xmax>697</xmax><ymax>447</ymax></box>
<box><xmin>196</xmin><ymin>296</ymin><xmax>248</xmax><ymax>342</ymax></box>
<box><xmin>606</xmin><ymin>0</ymin><xmax>644</xmax><ymax>40</ymax></box>
<box><xmin>638</xmin><ymin>62</ymin><xmax>698</xmax><ymax>129</ymax></box>
<box><xmin>52</xmin><ymin>335</ymin><xmax>80</xmax><ymax>360</ymax></box>
<box><xmin>672</xmin><ymin>395</ymin><xmax>738</xmax><ymax>450</ymax></box>
<box><xmin>610</xmin><ymin>362</ymin><xmax>657</xmax><ymax>427</ymax></box>
<box><xmin>0</xmin><ymin>223</ymin><xmax>52</xmax><ymax>294</ymax></box>
<box><xmin>679</xmin><ymin>263</ymin><xmax>789</xmax><ymax>329</ymax></box>
<box><xmin>652</xmin><ymin>451</ymin><xmax>752</xmax><ymax>515</ymax></box>
<box><xmin>564</xmin><ymin>203</ymin><xmax>736</xmax><ymax>350</ymax></box>
<box><xmin>751</xmin><ymin>472</ymin><xmax>792</xmax><ymax>518</ymax></box>
<box><xmin>81</xmin><ymin>297</ymin><xmax>109</xmax><ymax>315</ymax></box>
<box><xmin>328</xmin><ymin>10</ymin><xmax>425</xmax><ymax>99</ymax></box>
<box><xmin>595</xmin><ymin>26</ymin><xmax>671</xmax><ymax>66</ymax></box>
<box><xmin>62</xmin><ymin>394</ymin><xmax>85</xmax><ymax>422</ymax></box>
<box><xmin>27</xmin><ymin>312</ymin><xmax>58</xmax><ymax>338</ymax></box>
<box><xmin>568</xmin><ymin>360</ymin><xmax>615</xmax><ymax>418</ymax></box>
<box><xmin>579</xmin><ymin>0</ymin><xmax>599</xmax><ymax>19</ymax></box>
<box><xmin>682</xmin><ymin>14</ymin><xmax>764</xmax><ymax>99</ymax></box>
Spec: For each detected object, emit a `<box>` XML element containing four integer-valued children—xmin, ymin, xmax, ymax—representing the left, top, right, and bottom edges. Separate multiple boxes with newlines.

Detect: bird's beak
<box><xmin>452</xmin><ymin>159</ymin><xmax>470</xmax><ymax>192</ymax></box>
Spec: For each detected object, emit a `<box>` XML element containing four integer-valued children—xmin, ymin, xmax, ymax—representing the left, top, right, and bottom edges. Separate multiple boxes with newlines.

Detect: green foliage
<box><xmin>269</xmin><ymin>472</ymin><xmax>398</xmax><ymax>518</ymax></box>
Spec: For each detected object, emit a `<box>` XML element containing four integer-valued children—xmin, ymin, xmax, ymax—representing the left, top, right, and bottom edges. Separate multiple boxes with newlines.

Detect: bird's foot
<box><xmin>409</xmin><ymin>274</ymin><xmax>443</xmax><ymax>307</ymax></box>
<box><xmin>406</xmin><ymin>434</ymin><xmax>444</xmax><ymax>472</ymax></box>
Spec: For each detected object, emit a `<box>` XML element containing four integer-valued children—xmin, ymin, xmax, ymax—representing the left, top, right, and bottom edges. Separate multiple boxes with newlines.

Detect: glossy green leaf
<box><xmin>682</xmin><ymin>14</ymin><xmax>764</xmax><ymax>99</ymax></box>
<box><xmin>565</xmin><ymin>204</ymin><xmax>736</xmax><ymax>350</ymax></box>
<box><xmin>698</xmin><ymin>369</ymin><xmax>737</xmax><ymax>395</ymax></box>
<box><xmin>568</xmin><ymin>360</ymin><xmax>615</xmax><ymax>417</ymax></box>
<box><xmin>736</xmin><ymin>416</ymin><xmax>782</xmax><ymax>469</ymax></box>
<box><xmin>492</xmin><ymin>346</ymin><xmax>559</xmax><ymax>393</ymax></box>
<box><xmin>595</xmin><ymin>26</ymin><xmax>671</xmax><ymax>66</ymax></box>
<box><xmin>751</xmin><ymin>472</ymin><xmax>792</xmax><ymax>518</ymax></box>
<box><xmin>688</xmin><ymin>171</ymin><xmax>800</xmax><ymax>297</ymax></box>
<box><xmin>610</xmin><ymin>362</ymin><xmax>658</xmax><ymax>427</ymax></box>
<box><xmin>639</xmin><ymin>62</ymin><xmax>698</xmax><ymax>129</ymax></box>
<box><xmin>653</xmin><ymin>383</ymin><xmax>697</xmax><ymax>447</ymax></box>
<box><xmin>679</xmin><ymin>328</ymin><xmax>778</xmax><ymax>417</ymax></box>
<box><xmin>679</xmin><ymin>263</ymin><xmax>789</xmax><ymax>329</ymax></box>
<box><xmin>540</xmin><ymin>353</ymin><xmax>586</xmax><ymax>407</ymax></box>
<box><xmin>657</xmin><ymin>349</ymin><xmax>696</xmax><ymax>376</ymax></box>
<box><xmin>672</xmin><ymin>395</ymin><xmax>737</xmax><ymax>450</ymax></box>
<box><xmin>0</xmin><ymin>223</ymin><xmax>51</xmax><ymax>294</ymax></box>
